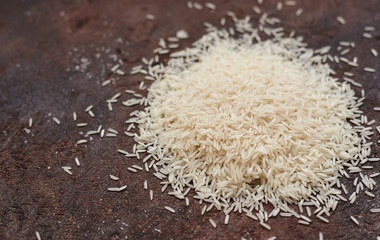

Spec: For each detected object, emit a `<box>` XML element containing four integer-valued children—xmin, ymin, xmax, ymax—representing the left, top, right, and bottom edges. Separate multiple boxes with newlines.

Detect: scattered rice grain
<box><xmin>62</xmin><ymin>166</ymin><xmax>72</xmax><ymax>175</ymax></box>
<box><xmin>350</xmin><ymin>216</ymin><xmax>359</xmax><ymax>225</ymax></box>
<box><xmin>336</xmin><ymin>16</ymin><xmax>346</xmax><ymax>24</ymax></box>
<box><xmin>35</xmin><ymin>231</ymin><xmax>41</xmax><ymax>240</ymax></box>
<box><xmin>76</xmin><ymin>139</ymin><xmax>87</xmax><ymax>145</ymax></box>
<box><xmin>110</xmin><ymin>175</ymin><xmax>119</xmax><ymax>181</ymax></box>
<box><xmin>53</xmin><ymin>117</ymin><xmax>60</xmax><ymax>125</ymax></box>
<box><xmin>209</xmin><ymin>218</ymin><xmax>217</xmax><ymax>228</ymax></box>
<box><xmin>146</xmin><ymin>14</ymin><xmax>155</xmax><ymax>20</ymax></box>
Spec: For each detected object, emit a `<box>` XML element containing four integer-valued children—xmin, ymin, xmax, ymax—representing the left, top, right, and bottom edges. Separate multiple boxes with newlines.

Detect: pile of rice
<box><xmin>125</xmin><ymin>15</ymin><xmax>374</xmax><ymax>224</ymax></box>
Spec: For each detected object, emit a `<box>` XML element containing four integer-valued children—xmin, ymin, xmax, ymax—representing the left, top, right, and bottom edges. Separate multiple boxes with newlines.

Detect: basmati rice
<box><xmin>296</xmin><ymin>8</ymin><xmax>303</xmax><ymax>16</ymax></box>
<box><xmin>77</xmin><ymin>123</ymin><xmax>88</xmax><ymax>127</ymax></box>
<box><xmin>350</xmin><ymin>216</ymin><xmax>359</xmax><ymax>225</ymax></box>
<box><xmin>319</xmin><ymin>232</ymin><xmax>323</xmax><ymax>240</ymax></box>
<box><xmin>130</xmin><ymin>19</ymin><xmax>371</xmax><ymax>225</ymax></box>
<box><xmin>146</xmin><ymin>14</ymin><xmax>155</xmax><ymax>20</ymax></box>
<box><xmin>205</xmin><ymin>2</ymin><xmax>216</xmax><ymax>10</ymax></box>
<box><xmin>363</xmin><ymin>33</ymin><xmax>372</xmax><ymax>39</ymax></box>
<box><xmin>364</xmin><ymin>67</ymin><xmax>375</xmax><ymax>73</ymax></box>
<box><xmin>110</xmin><ymin>175</ymin><xmax>119</xmax><ymax>180</ymax></box>
<box><xmin>75</xmin><ymin>157</ymin><xmax>80</xmax><ymax>166</ymax></box>
<box><xmin>371</xmin><ymin>48</ymin><xmax>378</xmax><ymax>57</ymax></box>
<box><xmin>85</xmin><ymin>105</ymin><xmax>93</xmax><ymax>112</ymax></box>
<box><xmin>108</xmin><ymin>185</ymin><xmax>127</xmax><ymax>192</ymax></box>
<box><xmin>165</xmin><ymin>206</ymin><xmax>176</xmax><ymax>213</ymax></box>
<box><xmin>260</xmin><ymin>222</ymin><xmax>271</xmax><ymax>230</ymax></box>
<box><xmin>76</xmin><ymin>139</ymin><xmax>87</xmax><ymax>145</ymax></box>
<box><xmin>35</xmin><ymin>231</ymin><xmax>41</xmax><ymax>240</ymax></box>
<box><xmin>53</xmin><ymin>117</ymin><xmax>60</xmax><ymax>125</ymax></box>
<box><xmin>370</xmin><ymin>208</ymin><xmax>380</xmax><ymax>213</ymax></box>
<box><xmin>224</xmin><ymin>215</ymin><xmax>229</xmax><ymax>224</ymax></box>
<box><xmin>62</xmin><ymin>166</ymin><xmax>72</xmax><ymax>175</ymax></box>
<box><xmin>209</xmin><ymin>218</ymin><xmax>217</xmax><ymax>228</ymax></box>
<box><xmin>336</xmin><ymin>16</ymin><xmax>346</xmax><ymax>24</ymax></box>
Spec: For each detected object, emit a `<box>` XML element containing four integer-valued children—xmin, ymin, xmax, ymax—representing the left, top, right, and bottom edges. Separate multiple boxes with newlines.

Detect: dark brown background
<box><xmin>0</xmin><ymin>0</ymin><xmax>379</xmax><ymax>239</ymax></box>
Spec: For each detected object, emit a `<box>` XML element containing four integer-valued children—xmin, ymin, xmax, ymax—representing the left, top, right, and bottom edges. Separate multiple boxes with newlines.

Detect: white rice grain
<box><xmin>187</xmin><ymin>1</ymin><xmax>193</xmax><ymax>9</ymax></box>
<box><xmin>317</xmin><ymin>215</ymin><xmax>329</xmax><ymax>223</ymax></box>
<box><xmin>370</xmin><ymin>172</ymin><xmax>379</xmax><ymax>178</ymax></box>
<box><xmin>201</xmin><ymin>205</ymin><xmax>207</xmax><ymax>215</ymax></box>
<box><xmin>116</xmin><ymin>69</ymin><xmax>125</xmax><ymax>75</ymax></box>
<box><xmin>108</xmin><ymin>185</ymin><xmax>127</xmax><ymax>192</ymax></box>
<box><xmin>76</xmin><ymin>139</ymin><xmax>87</xmax><ymax>145</ymax></box>
<box><xmin>277</xmin><ymin>2</ymin><xmax>283</xmax><ymax>10</ymax></box>
<box><xmin>118</xmin><ymin>149</ymin><xmax>129</xmax><ymax>155</ymax></box>
<box><xmin>296</xmin><ymin>8</ymin><xmax>303</xmax><ymax>16</ymax></box>
<box><xmin>193</xmin><ymin>2</ymin><xmax>202</xmax><ymax>10</ymax></box>
<box><xmin>102</xmin><ymin>79</ymin><xmax>111</xmax><ymax>86</ymax></box>
<box><xmin>53</xmin><ymin>117</ymin><xmax>60</xmax><ymax>125</ymax></box>
<box><xmin>336</xmin><ymin>16</ymin><xmax>346</xmax><ymax>25</ymax></box>
<box><xmin>371</xmin><ymin>48</ymin><xmax>378</xmax><ymax>57</ymax></box>
<box><xmin>62</xmin><ymin>166</ymin><xmax>72</xmax><ymax>175</ymax></box>
<box><xmin>75</xmin><ymin>157</ymin><xmax>80</xmax><ymax>166</ymax></box>
<box><xmin>365</xmin><ymin>191</ymin><xmax>375</xmax><ymax>198</ymax></box>
<box><xmin>150</xmin><ymin>190</ymin><xmax>153</xmax><ymax>200</ymax></box>
<box><xmin>319</xmin><ymin>232</ymin><xmax>323</xmax><ymax>240</ymax></box>
<box><xmin>35</xmin><ymin>231</ymin><xmax>41</xmax><ymax>240</ymax></box>
<box><xmin>253</xmin><ymin>6</ymin><xmax>261</xmax><ymax>14</ymax></box>
<box><xmin>110</xmin><ymin>175</ymin><xmax>119</xmax><ymax>180</ymax></box>
<box><xmin>111</xmin><ymin>64</ymin><xmax>120</xmax><ymax>72</ymax></box>
<box><xmin>364</xmin><ymin>26</ymin><xmax>375</xmax><ymax>31</ymax></box>
<box><xmin>165</xmin><ymin>206</ymin><xmax>176</xmax><ymax>213</ymax></box>
<box><xmin>298</xmin><ymin>220</ymin><xmax>310</xmax><ymax>225</ymax></box>
<box><xmin>260</xmin><ymin>222</ymin><xmax>271</xmax><ymax>230</ymax></box>
<box><xmin>285</xmin><ymin>0</ymin><xmax>296</xmax><ymax>6</ymax></box>
<box><xmin>107</xmin><ymin>128</ymin><xmax>118</xmax><ymax>134</ymax></box>
<box><xmin>88</xmin><ymin>110</ymin><xmax>95</xmax><ymax>118</ymax></box>
<box><xmin>85</xmin><ymin>105</ymin><xmax>93</xmax><ymax>112</ymax></box>
<box><xmin>77</xmin><ymin>123</ymin><xmax>88</xmax><ymax>127</ymax></box>
<box><xmin>146</xmin><ymin>14</ymin><xmax>155</xmax><ymax>20</ymax></box>
<box><xmin>363</xmin><ymin>33</ymin><xmax>372</xmax><ymax>39</ymax></box>
<box><xmin>370</xmin><ymin>208</ymin><xmax>380</xmax><ymax>213</ymax></box>
<box><xmin>205</xmin><ymin>2</ymin><xmax>216</xmax><ymax>10</ymax></box>
<box><xmin>224</xmin><ymin>215</ymin><xmax>230</xmax><ymax>224</ymax></box>
<box><xmin>350</xmin><ymin>216</ymin><xmax>359</xmax><ymax>225</ymax></box>
<box><xmin>106</xmin><ymin>133</ymin><xmax>117</xmax><ymax>138</ymax></box>
<box><xmin>209</xmin><ymin>218</ymin><xmax>217</xmax><ymax>228</ymax></box>
<box><xmin>364</xmin><ymin>67</ymin><xmax>375</xmax><ymax>73</ymax></box>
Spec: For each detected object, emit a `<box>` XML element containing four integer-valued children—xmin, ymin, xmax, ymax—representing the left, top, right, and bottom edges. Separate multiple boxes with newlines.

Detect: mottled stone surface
<box><xmin>0</xmin><ymin>0</ymin><xmax>379</xmax><ymax>239</ymax></box>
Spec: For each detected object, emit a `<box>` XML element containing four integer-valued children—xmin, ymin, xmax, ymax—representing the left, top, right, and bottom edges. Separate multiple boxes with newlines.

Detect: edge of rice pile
<box><xmin>124</xmin><ymin>14</ymin><xmax>375</xmax><ymax>227</ymax></box>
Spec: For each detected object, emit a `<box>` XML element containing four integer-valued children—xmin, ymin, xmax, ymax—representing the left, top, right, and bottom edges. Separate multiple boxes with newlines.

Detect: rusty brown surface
<box><xmin>0</xmin><ymin>0</ymin><xmax>380</xmax><ymax>239</ymax></box>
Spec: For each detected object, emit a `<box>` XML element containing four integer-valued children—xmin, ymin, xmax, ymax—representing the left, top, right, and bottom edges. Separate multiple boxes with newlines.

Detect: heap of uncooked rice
<box><xmin>129</xmin><ymin>21</ymin><xmax>371</xmax><ymax>219</ymax></box>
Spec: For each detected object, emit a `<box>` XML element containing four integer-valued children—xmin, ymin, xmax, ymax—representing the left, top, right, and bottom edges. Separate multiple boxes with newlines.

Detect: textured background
<box><xmin>0</xmin><ymin>0</ymin><xmax>379</xmax><ymax>239</ymax></box>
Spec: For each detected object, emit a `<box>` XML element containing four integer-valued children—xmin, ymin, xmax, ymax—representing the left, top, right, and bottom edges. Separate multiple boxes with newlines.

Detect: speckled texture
<box><xmin>0</xmin><ymin>0</ymin><xmax>380</xmax><ymax>239</ymax></box>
